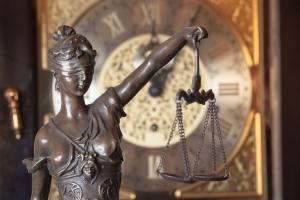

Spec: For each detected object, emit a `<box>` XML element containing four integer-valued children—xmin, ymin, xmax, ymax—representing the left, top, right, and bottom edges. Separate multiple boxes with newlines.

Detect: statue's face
<box><xmin>58</xmin><ymin>57</ymin><xmax>95</xmax><ymax>96</ymax></box>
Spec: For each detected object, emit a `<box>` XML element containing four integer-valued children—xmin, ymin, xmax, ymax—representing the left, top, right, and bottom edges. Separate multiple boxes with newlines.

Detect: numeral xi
<box><xmin>102</xmin><ymin>12</ymin><xmax>125</xmax><ymax>39</ymax></box>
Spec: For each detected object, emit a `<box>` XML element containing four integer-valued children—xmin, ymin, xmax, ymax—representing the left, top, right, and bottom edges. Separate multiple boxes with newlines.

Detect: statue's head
<box><xmin>48</xmin><ymin>25</ymin><xmax>97</xmax><ymax>96</ymax></box>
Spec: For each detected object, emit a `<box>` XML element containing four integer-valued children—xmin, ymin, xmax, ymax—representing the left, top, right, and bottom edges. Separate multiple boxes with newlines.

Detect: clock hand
<box><xmin>149</xmin><ymin>7</ymin><xmax>203</xmax><ymax>97</ymax></box>
<box><xmin>147</xmin><ymin>19</ymin><xmax>176</xmax><ymax>97</ymax></box>
<box><xmin>148</xmin><ymin>64</ymin><xmax>173</xmax><ymax>97</ymax></box>
<box><xmin>132</xmin><ymin>19</ymin><xmax>175</xmax><ymax>97</ymax></box>
<box><xmin>185</xmin><ymin>5</ymin><xmax>201</xmax><ymax>27</ymax></box>
<box><xmin>150</xmin><ymin>18</ymin><xmax>159</xmax><ymax>45</ymax></box>
<box><xmin>148</xmin><ymin>52</ymin><xmax>177</xmax><ymax>96</ymax></box>
<box><xmin>132</xmin><ymin>20</ymin><xmax>159</xmax><ymax>69</ymax></box>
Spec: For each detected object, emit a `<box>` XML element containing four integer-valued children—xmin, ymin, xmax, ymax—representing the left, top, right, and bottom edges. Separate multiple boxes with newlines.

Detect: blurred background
<box><xmin>0</xmin><ymin>0</ymin><xmax>299</xmax><ymax>199</ymax></box>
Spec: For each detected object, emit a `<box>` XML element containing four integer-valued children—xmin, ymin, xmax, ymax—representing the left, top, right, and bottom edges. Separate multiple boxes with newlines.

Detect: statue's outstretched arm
<box><xmin>114</xmin><ymin>26</ymin><xmax>207</xmax><ymax>106</ymax></box>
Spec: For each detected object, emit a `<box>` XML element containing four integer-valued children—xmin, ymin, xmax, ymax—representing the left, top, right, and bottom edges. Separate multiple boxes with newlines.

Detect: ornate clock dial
<box><xmin>51</xmin><ymin>0</ymin><xmax>252</xmax><ymax>194</ymax></box>
<box><xmin>99</xmin><ymin>34</ymin><xmax>209</xmax><ymax>148</ymax></box>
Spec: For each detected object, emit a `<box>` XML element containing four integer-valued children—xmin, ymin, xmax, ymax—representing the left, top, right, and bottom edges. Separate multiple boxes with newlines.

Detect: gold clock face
<box><xmin>100</xmin><ymin>34</ymin><xmax>209</xmax><ymax>148</ymax></box>
<box><xmin>51</xmin><ymin>0</ymin><xmax>252</xmax><ymax>193</ymax></box>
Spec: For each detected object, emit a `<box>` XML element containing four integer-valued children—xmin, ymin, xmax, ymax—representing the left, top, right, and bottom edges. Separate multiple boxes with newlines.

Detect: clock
<box><xmin>37</xmin><ymin>0</ymin><xmax>266</xmax><ymax>199</ymax></box>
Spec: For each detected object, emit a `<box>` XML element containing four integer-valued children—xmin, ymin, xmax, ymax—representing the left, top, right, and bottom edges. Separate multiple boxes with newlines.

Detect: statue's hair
<box><xmin>48</xmin><ymin>25</ymin><xmax>97</xmax><ymax>73</ymax></box>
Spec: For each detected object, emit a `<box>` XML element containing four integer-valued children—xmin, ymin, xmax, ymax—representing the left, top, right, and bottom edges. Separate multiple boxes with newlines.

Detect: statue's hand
<box><xmin>183</xmin><ymin>26</ymin><xmax>208</xmax><ymax>43</ymax></box>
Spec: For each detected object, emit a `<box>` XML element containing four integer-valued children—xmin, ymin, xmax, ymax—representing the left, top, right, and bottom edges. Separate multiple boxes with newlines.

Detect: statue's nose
<box><xmin>79</xmin><ymin>73</ymin><xmax>86</xmax><ymax>81</ymax></box>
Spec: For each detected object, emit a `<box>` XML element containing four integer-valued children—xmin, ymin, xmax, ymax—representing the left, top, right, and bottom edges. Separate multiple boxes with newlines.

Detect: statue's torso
<box><xmin>24</xmin><ymin>88</ymin><xmax>126</xmax><ymax>200</ymax></box>
<box><xmin>47</xmin><ymin>119</ymin><xmax>122</xmax><ymax>200</ymax></box>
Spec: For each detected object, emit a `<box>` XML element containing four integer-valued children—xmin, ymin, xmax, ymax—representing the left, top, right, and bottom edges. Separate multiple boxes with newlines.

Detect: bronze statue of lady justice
<box><xmin>23</xmin><ymin>24</ymin><xmax>227</xmax><ymax>200</ymax></box>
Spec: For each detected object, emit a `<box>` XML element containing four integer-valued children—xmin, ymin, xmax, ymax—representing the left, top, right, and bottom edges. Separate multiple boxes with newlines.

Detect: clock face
<box><xmin>51</xmin><ymin>0</ymin><xmax>252</xmax><ymax>193</ymax></box>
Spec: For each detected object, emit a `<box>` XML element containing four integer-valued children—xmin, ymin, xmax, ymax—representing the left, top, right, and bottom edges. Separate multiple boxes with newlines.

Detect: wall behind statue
<box><xmin>280</xmin><ymin>0</ymin><xmax>300</xmax><ymax>199</ymax></box>
<box><xmin>0</xmin><ymin>0</ymin><xmax>37</xmax><ymax>199</ymax></box>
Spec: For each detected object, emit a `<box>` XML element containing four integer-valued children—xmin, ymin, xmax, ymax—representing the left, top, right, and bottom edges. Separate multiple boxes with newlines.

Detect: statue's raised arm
<box><xmin>114</xmin><ymin>26</ymin><xmax>208</xmax><ymax>106</ymax></box>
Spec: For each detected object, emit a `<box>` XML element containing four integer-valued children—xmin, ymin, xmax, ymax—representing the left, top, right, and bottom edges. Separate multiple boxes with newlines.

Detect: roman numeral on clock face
<box><xmin>218</xmin><ymin>82</ymin><xmax>239</xmax><ymax>96</ymax></box>
<box><xmin>141</xmin><ymin>2</ymin><xmax>161</xmax><ymax>26</ymax></box>
<box><xmin>102</xmin><ymin>12</ymin><xmax>125</xmax><ymax>39</ymax></box>
<box><xmin>148</xmin><ymin>155</ymin><xmax>161</xmax><ymax>179</ymax></box>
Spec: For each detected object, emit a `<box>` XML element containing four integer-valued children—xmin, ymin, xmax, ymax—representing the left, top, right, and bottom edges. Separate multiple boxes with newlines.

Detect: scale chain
<box><xmin>157</xmin><ymin>100</ymin><xmax>193</xmax><ymax>178</ymax></box>
<box><xmin>157</xmin><ymin>98</ymin><xmax>230</xmax><ymax>180</ymax></box>
<box><xmin>210</xmin><ymin>101</ymin><xmax>217</xmax><ymax>174</ymax></box>
<box><xmin>192</xmin><ymin>102</ymin><xmax>212</xmax><ymax>175</ymax></box>
<box><xmin>213</xmin><ymin>101</ymin><xmax>229</xmax><ymax>176</ymax></box>
<box><xmin>176</xmin><ymin>100</ymin><xmax>192</xmax><ymax>178</ymax></box>
<box><xmin>157</xmin><ymin>115</ymin><xmax>177</xmax><ymax>173</ymax></box>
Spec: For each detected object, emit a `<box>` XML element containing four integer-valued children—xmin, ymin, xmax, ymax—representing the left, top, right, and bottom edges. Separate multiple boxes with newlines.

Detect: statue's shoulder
<box><xmin>92</xmin><ymin>87</ymin><xmax>126</xmax><ymax>118</ymax></box>
<box><xmin>23</xmin><ymin>124</ymin><xmax>52</xmax><ymax>173</ymax></box>
<box><xmin>33</xmin><ymin>123</ymin><xmax>54</xmax><ymax>155</ymax></box>
<box><xmin>35</xmin><ymin>123</ymin><xmax>52</xmax><ymax>140</ymax></box>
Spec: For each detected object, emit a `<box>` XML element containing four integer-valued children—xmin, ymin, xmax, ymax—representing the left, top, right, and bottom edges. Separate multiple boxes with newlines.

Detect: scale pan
<box><xmin>193</xmin><ymin>173</ymin><xmax>230</xmax><ymax>181</ymax></box>
<box><xmin>157</xmin><ymin>171</ymin><xmax>197</xmax><ymax>184</ymax></box>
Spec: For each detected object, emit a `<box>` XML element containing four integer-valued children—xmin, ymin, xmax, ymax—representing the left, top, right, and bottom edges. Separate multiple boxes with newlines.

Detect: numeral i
<box><xmin>148</xmin><ymin>155</ymin><xmax>161</xmax><ymax>179</ymax></box>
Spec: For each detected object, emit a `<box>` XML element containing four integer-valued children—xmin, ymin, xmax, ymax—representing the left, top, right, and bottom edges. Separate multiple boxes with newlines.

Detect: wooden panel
<box><xmin>280</xmin><ymin>1</ymin><xmax>300</xmax><ymax>200</ymax></box>
<box><xmin>0</xmin><ymin>0</ymin><xmax>37</xmax><ymax>199</ymax></box>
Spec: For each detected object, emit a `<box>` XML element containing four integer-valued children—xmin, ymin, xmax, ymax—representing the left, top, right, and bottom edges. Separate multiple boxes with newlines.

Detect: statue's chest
<box><xmin>48</xmin><ymin>130</ymin><xmax>118</xmax><ymax>175</ymax></box>
<box><xmin>49</xmin><ymin>132</ymin><xmax>122</xmax><ymax>200</ymax></box>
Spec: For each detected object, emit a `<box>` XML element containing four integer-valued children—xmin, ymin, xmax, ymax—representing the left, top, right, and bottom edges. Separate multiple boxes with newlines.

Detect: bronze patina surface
<box><xmin>23</xmin><ymin>25</ymin><xmax>206</xmax><ymax>200</ymax></box>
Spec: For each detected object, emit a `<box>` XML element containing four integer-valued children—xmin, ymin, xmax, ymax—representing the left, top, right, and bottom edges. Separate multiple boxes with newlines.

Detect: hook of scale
<box><xmin>156</xmin><ymin>27</ymin><xmax>230</xmax><ymax>183</ymax></box>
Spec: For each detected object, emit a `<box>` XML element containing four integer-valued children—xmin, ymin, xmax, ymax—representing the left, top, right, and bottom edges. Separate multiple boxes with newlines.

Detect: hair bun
<box><xmin>53</xmin><ymin>25</ymin><xmax>76</xmax><ymax>41</ymax></box>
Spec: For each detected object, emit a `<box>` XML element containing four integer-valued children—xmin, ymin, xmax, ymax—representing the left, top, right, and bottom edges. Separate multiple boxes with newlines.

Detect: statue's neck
<box><xmin>59</xmin><ymin>92</ymin><xmax>88</xmax><ymax>120</ymax></box>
